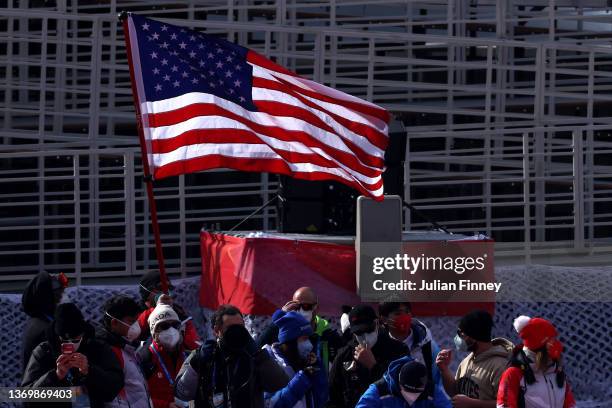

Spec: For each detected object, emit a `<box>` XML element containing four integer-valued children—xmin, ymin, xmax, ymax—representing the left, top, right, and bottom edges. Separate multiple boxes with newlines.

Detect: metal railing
<box><xmin>0</xmin><ymin>148</ymin><xmax>278</xmax><ymax>283</ymax></box>
<box><xmin>1</xmin><ymin>3</ymin><xmax>612</xmax><ymax>283</ymax></box>
<box><xmin>404</xmin><ymin>126</ymin><xmax>612</xmax><ymax>264</ymax></box>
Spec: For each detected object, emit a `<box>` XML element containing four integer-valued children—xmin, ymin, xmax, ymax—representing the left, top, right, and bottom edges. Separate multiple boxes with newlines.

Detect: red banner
<box><xmin>200</xmin><ymin>231</ymin><xmax>493</xmax><ymax>316</ymax></box>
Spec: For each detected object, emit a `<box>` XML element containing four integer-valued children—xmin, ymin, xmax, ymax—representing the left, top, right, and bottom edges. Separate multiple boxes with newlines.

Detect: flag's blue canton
<box><xmin>131</xmin><ymin>14</ymin><xmax>257</xmax><ymax>111</ymax></box>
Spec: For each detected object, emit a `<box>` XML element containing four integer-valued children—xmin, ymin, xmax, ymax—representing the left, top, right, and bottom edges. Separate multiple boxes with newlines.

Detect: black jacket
<box><xmin>21</xmin><ymin>322</ymin><xmax>124</xmax><ymax>408</ymax></box>
<box><xmin>326</xmin><ymin>329</ymin><xmax>409</xmax><ymax>408</ymax></box>
<box><xmin>21</xmin><ymin>271</ymin><xmax>57</xmax><ymax>374</ymax></box>
<box><xmin>176</xmin><ymin>340</ymin><xmax>290</xmax><ymax>408</ymax></box>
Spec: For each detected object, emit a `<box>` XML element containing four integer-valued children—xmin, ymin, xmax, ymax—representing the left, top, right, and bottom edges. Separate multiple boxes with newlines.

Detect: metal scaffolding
<box><xmin>1</xmin><ymin>1</ymin><xmax>612</xmax><ymax>283</ymax></box>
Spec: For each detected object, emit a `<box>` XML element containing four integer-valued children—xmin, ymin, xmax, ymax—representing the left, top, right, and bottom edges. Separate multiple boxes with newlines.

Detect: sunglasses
<box><xmin>60</xmin><ymin>336</ymin><xmax>83</xmax><ymax>343</ymax></box>
<box><xmin>299</xmin><ymin>302</ymin><xmax>317</xmax><ymax>311</ymax></box>
<box><xmin>157</xmin><ymin>321</ymin><xmax>180</xmax><ymax>331</ymax></box>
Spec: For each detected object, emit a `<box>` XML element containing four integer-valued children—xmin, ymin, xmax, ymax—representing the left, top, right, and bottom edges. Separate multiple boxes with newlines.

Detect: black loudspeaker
<box><xmin>279</xmin><ymin>201</ymin><xmax>325</xmax><ymax>233</ymax></box>
<box><xmin>382</xmin><ymin>131</ymin><xmax>407</xmax><ymax>198</ymax></box>
<box><xmin>278</xmin><ymin>176</ymin><xmax>356</xmax><ymax>234</ymax></box>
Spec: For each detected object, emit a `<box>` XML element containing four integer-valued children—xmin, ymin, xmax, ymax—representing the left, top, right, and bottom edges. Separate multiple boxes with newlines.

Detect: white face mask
<box><xmin>158</xmin><ymin>327</ymin><xmax>181</xmax><ymax>349</ymax></box>
<box><xmin>356</xmin><ymin>330</ymin><xmax>378</xmax><ymax>349</ymax></box>
<box><xmin>400</xmin><ymin>389</ymin><xmax>422</xmax><ymax>406</ymax></box>
<box><xmin>298</xmin><ymin>309</ymin><xmax>313</xmax><ymax>322</ymax></box>
<box><xmin>454</xmin><ymin>334</ymin><xmax>468</xmax><ymax>352</ymax></box>
<box><xmin>106</xmin><ymin>312</ymin><xmax>141</xmax><ymax>342</ymax></box>
<box><xmin>126</xmin><ymin>322</ymin><xmax>141</xmax><ymax>342</ymax></box>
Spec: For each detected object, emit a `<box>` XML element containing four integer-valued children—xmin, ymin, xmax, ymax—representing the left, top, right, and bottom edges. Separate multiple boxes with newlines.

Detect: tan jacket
<box><xmin>455</xmin><ymin>337</ymin><xmax>513</xmax><ymax>400</ymax></box>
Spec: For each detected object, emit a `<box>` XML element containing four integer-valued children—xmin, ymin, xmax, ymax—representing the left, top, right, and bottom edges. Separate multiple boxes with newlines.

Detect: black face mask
<box><xmin>220</xmin><ymin>324</ymin><xmax>256</xmax><ymax>355</ymax></box>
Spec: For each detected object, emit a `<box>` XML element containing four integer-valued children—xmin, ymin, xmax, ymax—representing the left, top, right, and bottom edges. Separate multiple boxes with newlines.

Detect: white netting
<box><xmin>1</xmin><ymin>267</ymin><xmax>610</xmax><ymax>407</ymax></box>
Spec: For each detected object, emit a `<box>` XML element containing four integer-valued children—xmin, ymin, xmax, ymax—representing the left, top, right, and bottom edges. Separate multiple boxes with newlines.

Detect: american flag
<box><xmin>123</xmin><ymin>14</ymin><xmax>390</xmax><ymax>199</ymax></box>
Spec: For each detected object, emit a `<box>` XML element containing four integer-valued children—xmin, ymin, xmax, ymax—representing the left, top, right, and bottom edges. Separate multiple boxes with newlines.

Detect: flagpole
<box><xmin>120</xmin><ymin>11</ymin><xmax>169</xmax><ymax>293</ymax></box>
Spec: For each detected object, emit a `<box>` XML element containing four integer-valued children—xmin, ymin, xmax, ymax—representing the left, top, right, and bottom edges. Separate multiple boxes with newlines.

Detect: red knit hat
<box><xmin>513</xmin><ymin>315</ymin><xmax>563</xmax><ymax>360</ymax></box>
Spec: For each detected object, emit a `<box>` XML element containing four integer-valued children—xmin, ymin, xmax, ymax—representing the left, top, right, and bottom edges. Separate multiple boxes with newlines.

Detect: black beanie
<box><xmin>54</xmin><ymin>303</ymin><xmax>86</xmax><ymax>339</ymax></box>
<box><xmin>458</xmin><ymin>310</ymin><xmax>493</xmax><ymax>342</ymax></box>
<box><xmin>140</xmin><ymin>270</ymin><xmax>161</xmax><ymax>288</ymax></box>
<box><xmin>139</xmin><ymin>270</ymin><xmax>161</xmax><ymax>301</ymax></box>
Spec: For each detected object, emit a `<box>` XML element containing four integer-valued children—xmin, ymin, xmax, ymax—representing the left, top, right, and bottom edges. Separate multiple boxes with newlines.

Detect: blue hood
<box><xmin>383</xmin><ymin>355</ymin><xmax>416</xmax><ymax>397</ymax></box>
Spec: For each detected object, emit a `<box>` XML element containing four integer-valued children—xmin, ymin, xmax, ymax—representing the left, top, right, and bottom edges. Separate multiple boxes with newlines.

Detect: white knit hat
<box><xmin>148</xmin><ymin>304</ymin><xmax>179</xmax><ymax>333</ymax></box>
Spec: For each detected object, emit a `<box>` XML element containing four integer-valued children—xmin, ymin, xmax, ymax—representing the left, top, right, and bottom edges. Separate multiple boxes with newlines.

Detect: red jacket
<box><xmin>143</xmin><ymin>340</ymin><xmax>186</xmax><ymax>408</ymax></box>
<box><xmin>138</xmin><ymin>306</ymin><xmax>201</xmax><ymax>350</ymax></box>
<box><xmin>497</xmin><ymin>366</ymin><xmax>576</xmax><ymax>408</ymax></box>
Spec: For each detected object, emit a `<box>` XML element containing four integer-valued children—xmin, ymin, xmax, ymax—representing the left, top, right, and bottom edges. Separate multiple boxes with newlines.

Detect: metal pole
<box><xmin>523</xmin><ymin>132</ymin><xmax>531</xmax><ymax>264</ymax></box>
<box><xmin>74</xmin><ymin>154</ymin><xmax>82</xmax><ymax>285</ymax></box>
<box><xmin>367</xmin><ymin>38</ymin><xmax>374</xmax><ymax>102</ymax></box>
<box><xmin>179</xmin><ymin>174</ymin><xmax>187</xmax><ymax>278</ymax></box>
<box><xmin>121</xmin><ymin>13</ymin><xmax>169</xmax><ymax>293</ymax></box>
<box><xmin>573</xmin><ymin>130</ymin><xmax>585</xmax><ymax>250</ymax></box>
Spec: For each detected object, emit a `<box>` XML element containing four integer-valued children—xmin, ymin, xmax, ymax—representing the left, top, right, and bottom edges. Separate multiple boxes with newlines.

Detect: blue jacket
<box><xmin>355</xmin><ymin>356</ymin><xmax>451</xmax><ymax>408</ymax></box>
<box><xmin>263</xmin><ymin>343</ymin><xmax>328</xmax><ymax>408</ymax></box>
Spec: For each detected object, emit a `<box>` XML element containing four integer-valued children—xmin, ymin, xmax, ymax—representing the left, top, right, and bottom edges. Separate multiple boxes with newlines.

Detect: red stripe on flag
<box><xmin>246</xmin><ymin>50</ymin><xmax>298</xmax><ymax>77</ymax></box>
<box><xmin>246</xmin><ymin>54</ymin><xmax>390</xmax><ymax>124</ymax></box>
<box><xmin>253</xmin><ymin>100</ymin><xmax>386</xmax><ymax>170</ymax></box>
<box><xmin>146</xmin><ymin>103</ymin><xmax>385</xmax><ymax>170</ymax></box>
<box><xmin>153</xmin><ymin>154</ymin><xmax>384</xmax><ymax>199</ymax></box>
<box><xmin>253</xmin><ymin>77</ymin><xmax>388</xmax><ymax>150</ymax></box>
<box><xmin>269</xmin><ymin>74</ymin><xmax>390</xmax><ymax>124</ymax></box>
<box><xmin>150</xmin><ymin>128</ymin><xmax>383</xmax><ymax>178</ymax></box>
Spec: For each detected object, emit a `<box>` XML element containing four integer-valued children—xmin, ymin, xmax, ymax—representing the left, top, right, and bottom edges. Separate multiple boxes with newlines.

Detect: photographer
<box><xmin>174</xmin><ymin>304</ymin><xmax>289</xmax><ymax>408</ymax></box>
<box><xmin>263</xmin><ymin>310</ymin><xmax>329</xmax><ymax>408</ymax></box>
<box><xmin>21</xmin><ymin>303</ymin><xmax>123</xmax><ymax>407</ymax></box>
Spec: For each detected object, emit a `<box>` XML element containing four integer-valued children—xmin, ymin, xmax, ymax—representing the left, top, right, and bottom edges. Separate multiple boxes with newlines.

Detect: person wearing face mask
<box><xmin>327</xmin><ymin>305</ymin><xmax>408</xmax><ymax>408</ymax></box>
<box><xmin>263</xmin><ymin>310</ymin><xmax>329</xmax><ymax>408</ymax></box>
<box><xmin>174</xmin><ymin>304</ymin><xmax>289</xmax><ymax>408</ymax></box>
<box><xmin>21</xmin><ymin>270</ymin><xmax>69</xmax><ymax>376</ymax></box>
<box><xmin>256</xmin><ymin>287</ymin><xmax>345</xmax><ymax>373</ymax></box>
<box><xmin>378</xmin><ymin>302</ymin><xmax>446</xmax><ymax>403</ymax></box>
<box><xmin>436</xmin><ymin>310</ymin><xmax>513</xmax><ymax>408</ymax></box>
<box><xmin>98</xmin><ymin>295</ymin><xmax>154</xmax><ymax>408</ymax></box>
<box><xmin>21</xmin><ymin>302</ymin><xmax>124</xmax><ymax>408</ymax></box>
<box><xmin>138</xmin><ymin>304</ymin><xmax>187</xmax><ymax>408</ymax></box>
<box><xmin>356</xmin><ymin>358</ymin><xmax>451</xmax><ymax>408</ymax></box>
<box><xmin>136</xmin><ymin>270</ymin><xmax>201</xmax><ymax>350</ymax></box>
<box><xmin>497</xmin><ymin>316</ymin><xmax>576</xmax><ymax>408</ymax></box>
